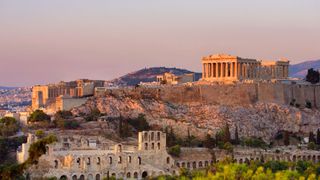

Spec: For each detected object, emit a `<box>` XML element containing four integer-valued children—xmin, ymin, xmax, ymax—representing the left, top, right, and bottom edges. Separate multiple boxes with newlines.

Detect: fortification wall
<box><xmin>95</xmin><ymin>83</ymin><xmax>320</xmax><ymax>108</ymax></box>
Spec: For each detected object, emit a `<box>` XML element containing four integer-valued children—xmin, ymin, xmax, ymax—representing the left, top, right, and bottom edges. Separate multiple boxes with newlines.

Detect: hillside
<box><xmin>109</xmin><ymin>67</ymin><xmax>201</xmax><ymax>86</ymax></box>
<box><xmin>289</xmin><ymin>59</ymin><xmax>320</xmax><ymax>78</ymax></box>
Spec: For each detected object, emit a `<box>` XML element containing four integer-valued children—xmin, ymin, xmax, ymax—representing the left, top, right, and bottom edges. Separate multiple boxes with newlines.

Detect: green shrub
<box><xmin>168</xmin><ymin>145</ymin><xmax>181</xmax><ymax>157</ymax></box>
<box><xmin>28</xmin><ymin>110</ymin><xmax>50</xmax><ymax>123</ymax></box>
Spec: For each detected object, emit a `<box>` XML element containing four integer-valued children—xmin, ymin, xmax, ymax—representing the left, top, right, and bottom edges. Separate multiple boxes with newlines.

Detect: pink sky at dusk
<box><xmin>0</xmin><ymin>0</ymin><xmax>319</xmax><ymax>86</ymax></box>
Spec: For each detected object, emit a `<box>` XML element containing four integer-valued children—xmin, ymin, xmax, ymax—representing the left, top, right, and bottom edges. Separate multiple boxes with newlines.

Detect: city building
<box><xmin>201</xmin><ymin>54</ymin><xmax>289</xmax><ymax>82</ymax></box>
<box><xmin>32</xmin><ymin>79</ymin><xmax>104</xmax><ymax>110</ymax></box>
<box><xmin>156</xmin><ymin>72</ymin><xmax>197</xmax><ymax>85</ymax></box>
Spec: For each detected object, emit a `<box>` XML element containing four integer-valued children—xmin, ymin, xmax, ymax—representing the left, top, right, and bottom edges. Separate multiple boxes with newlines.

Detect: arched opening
<box><xmin>239</xmin><ymin>159</ymin><xmax>243</xmax><ymax>164</ymax></box>
<box><xmin>126</xmin><ymin>172</ymin><xmax>131</xmax><ymax>178</ymax></box>
<box><xmin>88</xmin><ymin>174</ymin><xmax>93</xmax><ymax>180</ymax></box>
<box><xmin>77</xmin><ymin>158</ymin><xmax>81</xmax><ymax>166</ymax></box>
<box><xmin>128</xmin><ymin>156</ymin><xmax>132</xmax><ymax>163</ymax></box>
<box><xmin>192</xmin><ymin>161</ymin><xmax>196</xmax><ymax>169</ymax></box>
<box><xmin>157</xmin><ymin>142</ymin><xmax>160</xmax><ymax>150</ymax></box>
<box><xmin>142</xmin><ymin>171</ymin><xmax>148</xmax><ymax>178</ymax></box>
<box><xmin>118</xmin><ymin>144</ymin><xmax>122</xmax><ymax>152</ymax></box>
<box><xmin>293</xmin><ymin>155</ymin><xmax>296</xmax><ymax>162</ymax></box>
<box><xmin>145</xmin><ymin>143</ymin><xmax>148</xmax><ymax>150</ymax></box>
<box><xmin>138</xmin><ymin>157</ymin><xmax>142</xmax><ymax>165</ymax></box>
<box><xmin>167</xmin><ymin>157</ymin><xmax>170</xmax><ymax>164</ymax></box>
<box><xmin>54</xmin><ymin>160</ymin><xmax>58</xmax><ymax>168</ymax></box>
<box><xmin>95</xmin><ymin>174</ymin><xmax>100</xmax><ymax>180</ymax></box>
<box><xmin>187</xmin><ymin>162</ymin><xmax>190</xmax><ymax>168</ymax></box>
<box><xmin>157</xmin><ymin>132</ymin><xmax>161</xmax><ymax>141</ymax></box>
<box><xmin>144</xmin><ymin>132</ymin><xmax>148</xmax><ymax>141</ymax></box>
<box><xmin>111</xmin><ymin>173</ymin><xmax>116</xmax><ymax>177</ymax></box>
<box><xmin>198</xmin><ymin>161</ymin><xmax>203</xmax><ymax>168</ymax></box>
<box><xmin>72</xmin><ymin>175</ymin><xmax>77</xmax><ymax>180</ymax></box>
<box><xmin>134</xmin><ymin>172</ymin><xmax>138</xmax><ymax>178</ymax></box>
<box><xmin>97</xmin><ymin>157</ymin><xmax>101</xmax><ymax>165</ymax></box>
<box><xmin>205</xmin><ymin>161</ymin><xmax>208</xmax><ymax>167</ymax></box>
<box><xmin>118</xmin><ymin>156</ymin><xmax>122</xmax><ymax>164</ymax></box>
<box><xmin>151</xmin><ymin>132</ymin><xmax>154</xmax><ymax>141</ymax></box>
<box><xmin>176</xmin><ymin>162</ymin><xmax>180</xmax><ymax>167</ymax></box>
<box><xmin>152</xmin><ymin>143</ymin><xmax>155</xmax><ymax>150</ymax></box>
<box><xmin>87</xmin><ymin>157</ymin><xmax>91</xmax><ymax>165</ymax></box>
<box><xmin>182</xmin><ymin>162</ymin><xmax>185</xmax><ymax>168</ymax></box>
<box><xmin>109</xmin><ymin>157</ymin><xmax>113</xmax><ymax>164</ymax></box>
<box><xmin>79</xmin><ymin>175</ymin><xmax>85</xmax><ymax>180</ymax></box>
<box><xmin>60</xmin><ymin>175</ymin><xmax>68</xmax><ymax>180</ymax></box>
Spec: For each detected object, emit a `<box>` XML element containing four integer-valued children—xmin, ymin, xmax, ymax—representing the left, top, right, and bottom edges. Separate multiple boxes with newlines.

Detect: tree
<box><xmin>28</xmin><ymin>110</ymin><xmax>50</xmax><ymax>123</ymax></box>
<box><xmin>54</xmin><ymin>110</ymin><xmax>73</xmax><ymax>120</ymax></box>
<box><xmin>305</xmin><ymin>68</ymin><xmax>320</xmax><ymax>84</ymax></box>
<box><xmin>203</xmin><ymin>134</ymin><xmax>215</xmax><ymax>149</ymax></box>
<box><xmin>283</xmin><ymin>131</ymin><xmax>290</xmax><ymax>146</ymax></box>
<box><xmin>35</xmin><ymin>130</ymin><xmax>45</xmax><ymax>138</ymax></box>
<box><xmin>85</xmin><ymin>108</ymin><xmax>101</xmax><ymax>121</ymax></box>
<box><xmin>0</xmin><ymin>117</ymin><xmax>19</xmax><ymax>137</ymax></box>
<box><xmin>127</xmin><ymin>114</ymin><xmax>150</xmax><ymax>131</ymax></box>
<box><xmin>224</xmin><ymin>124</ymin><xmax>231</xmax><ymax>143</ymax></box>
<box><xmin>168</xmin><ymin>145</ymin><xmax>181</xmax><ymax>157</ymax></box>
<box><xmin>316</xmin><ymin>129</ymin><xmax>320</xmax><ymax>145</ymax></box>
<box><xmin>234</xmin><ymin>125</ymin><xmax>240</xmax><ymax>145</ymax></box>
<box><xmin>309</xmin><ymin>132</ymin><xmax>316</xmax><ymax>143</ymax></box>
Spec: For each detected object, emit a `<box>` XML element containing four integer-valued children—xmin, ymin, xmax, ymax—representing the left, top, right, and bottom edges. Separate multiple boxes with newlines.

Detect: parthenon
<box><xmin>201</xmin><ymin>54</ymin><xmax>290</xmax><ymax>82</ymax></box>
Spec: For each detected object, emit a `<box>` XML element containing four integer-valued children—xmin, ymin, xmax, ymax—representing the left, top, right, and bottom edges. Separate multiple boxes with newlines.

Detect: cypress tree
<box><xmin>316</xmin><ymin>129</ymin><xmax>320</xmax><ymax>145</ymax></box>
<box><xmin>309</xmin><ymin>131</ymin><xmax>316</xmax><ymax>143</ymax></box>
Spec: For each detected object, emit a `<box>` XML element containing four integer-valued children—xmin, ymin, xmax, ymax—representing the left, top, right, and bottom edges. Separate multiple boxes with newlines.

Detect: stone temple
<box><xmin>201</xmin><ymin>54</ymin><xmax>289</xmax><ymax>82</ymax></box>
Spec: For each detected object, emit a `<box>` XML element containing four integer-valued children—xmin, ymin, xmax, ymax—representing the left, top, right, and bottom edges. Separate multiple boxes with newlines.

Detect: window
<box><xmin>54</xmin><ymin>160</ymin><xmax>58</xmax><ymax>168</ymax></box>
<box><xmin>157</xmin><ymin>143</ymin><xmax>160</xmax><ymax>150</ymax></box>
<box><xmin>77</xmin><ymin>158</ymin><xmax>81</xmax><ymax>166</ymax></box>
<box><xmin>152</xmin><ymin>143</ymin><xmax>155</xmax><ymax>150</ymax></box>
<box><xmin>109</xmin><ymin>157</ymin><xmax>112</xmax><ymax>165</ymax></box>
<box><xmin>87</xmin><ymin>157</ymin><xmax>91</xmax><ymax>165</ymax></box>
<box><xmin>97</xmin><ymin>157</ymin><xmax>101</xmax><ymax>165</ymax></box>
<box><xmin>128</xmin><ymin>156</ymin><xmax>132</xmax><ymax>163</ymax></box>
<box><xmin>166</xmin><ymin>157</ymin><xmax>170</xmax><ymax>164</ymax></box>
<box><xmin>138</xmin><ymin>157</ymin><xmax>142</xmax><ymax>165</ymax></box>
<box><xmin>151</xmin><ymin>132</ymin><xmax>154</xmax><ymax>141</ymax></box>
<box><xmin>145</xmin><ymin>143</ymin><xmax>148</xmax><ymax>150</ymax></box>
<box><xmin>118</xmin><ymin>156</ymin><xmax>122</xmax><ymax>164</ymax></box>
<box><xmin>157</xmin><ymin>132</ymin><xmax>161</xmax><ymax>140</ymax></box>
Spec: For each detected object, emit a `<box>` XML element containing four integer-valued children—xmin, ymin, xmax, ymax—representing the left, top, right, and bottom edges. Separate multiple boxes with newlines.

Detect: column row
<box><xmin>202</xmin><ymin>62</ymin><xmax>238</xmax><ymax>79</ymax></box>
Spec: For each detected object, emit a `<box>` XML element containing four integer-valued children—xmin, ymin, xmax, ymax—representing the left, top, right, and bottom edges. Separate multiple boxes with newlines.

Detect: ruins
<box><xmin>201</xmin><ymin>54</ymin><xmax>289</xmax><ymax>82</ymax></box>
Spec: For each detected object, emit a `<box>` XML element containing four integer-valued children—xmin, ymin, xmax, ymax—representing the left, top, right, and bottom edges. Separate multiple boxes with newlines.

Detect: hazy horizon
<box><xmin>1</xmin><ymin>0</ymin><xmax>319</xmax><ymax>87</ymax></box>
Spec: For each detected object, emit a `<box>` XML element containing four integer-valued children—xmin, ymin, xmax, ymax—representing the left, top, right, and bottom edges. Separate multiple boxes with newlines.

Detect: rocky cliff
<box><xmin>72</xmin><ymin>84</ymin><xmax>320</xmax><ymax>142</ymax></box>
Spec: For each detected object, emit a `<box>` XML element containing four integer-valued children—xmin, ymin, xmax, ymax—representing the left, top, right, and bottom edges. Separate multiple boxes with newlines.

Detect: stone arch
<box><xmin>205</xmin><ymin>161</ymin><xmax>209</xmax><ymax>167</ymax></box>
<box><xmin>109</xmin><ymin>157</ymin><xmax>113</xmax><ymax>164</ymax></box>
<box><xmin>157</xmin><ymin>142</ymin><xmax>160</xmax><ymax>150</ymax></box>
<box><xmin>312</xmin><ymin>155</ymin><xmax>316</xmax><ymax>162</ymax></box>
<box><xmin>176</xmin><ymin>162</ymin><xmax>180</xmax><ymax>167</ymax></box>
<box><xmin>152</xmin><ymin>143</ymin><xmax>155</xmax><ymax>150</ymax></box>
<box><xmin>95</xmin><ymin>174</ymin><xmax>100</xmax><ymax>180</ymax></box>
<box><xmin>60</xmin><ymin>175</ymin><xmax>68</xmax><ymax>180</ymax></box>
<box><xmin>144</xmin><ymin>132</ymin><xmax>148</xmax><ymax>141</ymax></box>
<box><xmin>128</xmin><ymin>156</ymin><xmax>132</xmax><ymax>163</ymax></box>
<box><xmin>167</xmin><ymin>157</ymin><xmax>170</xmax><ymax>164</ymax></box>
<box><xmin>144</xmin><ymin>143</ymin><xmax>148</xmax><ymax>150</ymax></box>
<box><xmin>157</xmin><ymin>132</ymin><xmax>161</xmax><ymax>141</ymax></box>
<box><xmin>54</xmin><ymin>160</ymin><xmax>58</xmax><ymax>168</ymax></box>
<box><xmin>239</xmin><ymin>159</ymin><xmax>243</xmax><ymax>164</ymax></box>
<box><xmin>72</xmin><ymin>175</ymin><xmax>77</xmax><ymax>180</ymax></box>
<box><xmin>317</xmin><ymin>155</ymin><xmax>320</xmax><ymax>161</ymax></box>
<box><xmin>134</xmin><ymin>172</ymin><xmax>138</xmax><ymax>178</ymax></box>
<box><xmin>88</xmin><ymin>174</ymin><xmax>93</xmax><ymax>180</ymax></box>
<box><xmin>87</xmin><ymin>157</ymin><xmax>91</xmax><ymax>165</ymax></box>
<box><xmin>182</xmin><ymin>162</ymin><xmax>186</xmax><ymax>168</ymax></box>
<box><xmin>192</xmin><ymin>161</ymin><xmax>196</xmax><ymax>169</ymax></box>
<box><xmin>126</xmin><ymin>172</ymin><xmax>131</xmax><ymax>178</ymax></box>
<box><xmin>151</xmin><ymin>132</ymin><xmax>154</xmax><ymax>141</ymax></box>
<box><xmin>187</xmin><ymin>162</ymin><xmax>190</xmax><ymax>168</ymax></box>
<box><xmin>97</xmin><ymin>157</ymin><xmax>101</xmax><ymax>165</ymax></box>
<box><xmin>293</xmin><ymin>155</ymin><xmax>296</xmax><ymax>162</ymax></box>
<box><xmin>111</xmin><ymin>173</ymin><xmax>116</xmax><ymax>177</ymax></box>
<box><xmin>77</xmin><ymin>158</ymin><xmax>81</xmax><ymax>166</ymax></box>
<box><xmin>118</xmin><ymin>144</ymin><xmax>122</xmax><ymax>152</ymax></box>
<box><xmin>118</xmin><ymin>156</ymin><xmax>122</xmax><ymax>164</ymax></box>
<box><xmin>142</xmin><ymin>171</ymin><xmax>148</xmax><ymax>178</ymax></box>
<box><xmin>307</xmin><ymin>155</ymin><xmax>311</xmax><ymax>161</ymax></box>
<box><xmin>198</xmin><ymin>161</ymin><xmax>203</xmax><ymax>168</ymax></box>
<box><xmin>138</xmin><ymin>157</ymin><xmax>142</xmax><ymax>165</ymax></box>
<box><xmin>79</xmin><ymin>175</ymin><xmax>85</xmax><ymax>180</ymax></box>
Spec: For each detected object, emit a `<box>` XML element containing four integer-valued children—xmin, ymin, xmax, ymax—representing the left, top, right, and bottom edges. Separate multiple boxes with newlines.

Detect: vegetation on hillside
<box><xmin>154</xmin><ymin>159</ymin><xmax>320</xmax><ymax>180</ymax></box>
<box><xmin>0</xmin><ymin>117</ymin><xmax>20</xmax><ymax>137</ymax></box>
<box><xmin>28</xmin><ymin>110</ymin><xmax>50</xmax><ymax>123</ymax></box>
<box><xmin>306</xmin><ymin>68</ymin><xmax>320</xmax><ymax>84</ymax></box>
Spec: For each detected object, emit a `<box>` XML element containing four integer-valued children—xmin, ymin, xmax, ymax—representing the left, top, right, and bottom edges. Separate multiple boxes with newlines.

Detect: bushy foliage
<box><xmin>54</xmin><ymin>110</ymin><xmax>73</xmax><ymax>120</ymax></box>
<box><xmin>306</xmin><ymin>68</ymin><xmax>320</xmax><ymax>84</ymax></box>
<box><xmin>241</xmin><ymin>137</ymin><xmax>268</xmax><ymax>148</ymax></box>
<box><xmin>28</xmin><ymin>110</ymin><xmax>51</xmax><ymax>123</ymax></box>
<box><xmin>168</xmin><ymin>145</ymin><xmax>181</xmax><ymax>157</ymax></box>
<box><xmin>127</xmin><ymin>114</ymin><xmax>150</xmax><ymax>131</ymax></box>
<box><xmin>0</xmin><ymin>117</ymin><xmax>19</xmax><ymax>137</ymax></box>
<box><xmin>53</xmin><ymin>118</ymin><xmax>80</xmax><ymax>130</ymax></box>
<box><xmin>85</xmin><ymin>108</ymin><xmax>101</xmax><ymax>121</ymax></box>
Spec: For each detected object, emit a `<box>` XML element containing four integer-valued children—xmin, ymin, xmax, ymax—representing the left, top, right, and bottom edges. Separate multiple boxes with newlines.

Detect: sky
<box><xmin>0</xmin><ymin>0</ymin><xmax>319</xmax><ymax>86</ymax></box>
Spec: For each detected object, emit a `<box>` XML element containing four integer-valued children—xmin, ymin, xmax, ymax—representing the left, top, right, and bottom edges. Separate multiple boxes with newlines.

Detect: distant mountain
<box><xmin>109</xmin><ymin>67</ymin><xmax>201</xmax><ymax>86</ymax></box>
<box><xmin>289</xmin><ymin>59</ymin><xmax>320</xmax><ymax>78</ymax></box>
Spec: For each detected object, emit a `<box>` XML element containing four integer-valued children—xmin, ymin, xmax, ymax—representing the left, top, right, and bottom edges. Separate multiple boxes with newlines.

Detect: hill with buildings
<box><xmin>108</xmin><ymin>67</ymin><xmax>201</xmax><ymax>86</ymax></box>
<box><xmin>289</xmin><ymin>59</ymin><xmax>320</xmax><ymax>78</ymax></box>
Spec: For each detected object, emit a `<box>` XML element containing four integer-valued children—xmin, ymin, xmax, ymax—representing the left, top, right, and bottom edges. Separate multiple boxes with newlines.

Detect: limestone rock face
<box><xmin>72</xmin><ymin>90</ymin><xmax>320</xmax><ymax>142</ymax></box>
